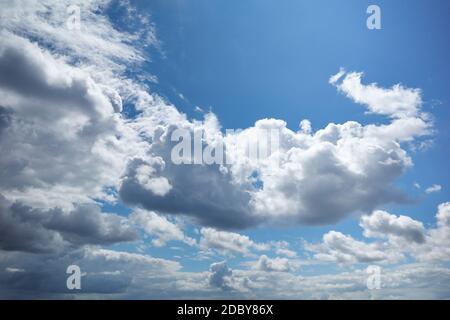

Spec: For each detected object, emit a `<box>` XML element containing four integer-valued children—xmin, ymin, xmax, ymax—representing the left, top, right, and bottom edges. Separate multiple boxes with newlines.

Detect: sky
<box><xmin>0</xmin><ymin>0</ymin><xmax>449</xmax><ymax>299</ymax></box>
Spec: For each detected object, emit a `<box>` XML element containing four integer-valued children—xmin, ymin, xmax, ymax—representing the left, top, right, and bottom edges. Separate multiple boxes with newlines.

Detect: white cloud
<box><xmin>307</xmin><ymin>203</ymin><xmax>450</xmax><ymax>265</ymax></box>
<box><xmin>209</xmin><ymin>261</ymin><xmax>233</xmax><ymax>290</ymax></box>
<box><xmin>306</xmin><ymin>231</ymin><xmax>402</xmax><ymax>265</ymax></box>
<box><xmin>437</xmin><ymin>202</ymin><xmax>450</xmax><ymax>227</ymax></box>
<box><xmin>0</xmin><ymin>194</ymin><xmax>137</xmax><ymax>253</ymax></box>
<box><xmin>271</xmin><ymin>240</ymin><xmax>297</xmax><ymax>257</ymax></box>
<box><xmin>330</xmin><ymin>69</ymin><xmax>422</xmax><ymax>118</ymax></box>
<box><xmin>413</xmin><ymin>202</ymin><xmax>450</xmax><ymax>262</ymax></box>
<box><xmin>253</xmin><ymin>255</ymin><xmax>296</xmax><ymax>272</ymax></box>
<box><xmin>199</xmin><ymin>228</ymin><xmax>268</xmax><ymax>257</ymax></box>
<box><xmin>123</xmin><ymin>92</ymin><xmax>431</xmax><ymax>228</ymax></box>
<box><xmin>425</xmin><ymin>184</ymin><xmax>442</xmax><ymax>194</ymax></box>
<box><xmin>5</xmin><ymin>267</ymin><xmax>25</xmax><ymax>273</ymax></box>
<box><xmin>360</xmin><ymin>210</ymin><xmax>426</xmax><ymax>243</ymax></box>
<box><xmin>83</xmin><ymin>247</ymin><xmax>181</xmax><ymax>273</ymax></box>
<box><xmin>135</xmin><ymin>163</ymin><xmax>172</xmax><ymax>197</ymax></box>
<box><xmin>0</xmin><ymin>0</ymin><xmax>151</xmax><ymax>73</ymax></box>
<box><xmin>130</xmin><ymin>209</ymin><xmax>195</xmax><ymax>247</ymax></box>
<box><xmin>0</xmin><ymin>31</ymin><xmax>152</xmax><ymax>211</ymax></box>
<box><xmin>275</xmin><ymin>248</ymin><xmax>298</xmax><ymax>258</ymax></box>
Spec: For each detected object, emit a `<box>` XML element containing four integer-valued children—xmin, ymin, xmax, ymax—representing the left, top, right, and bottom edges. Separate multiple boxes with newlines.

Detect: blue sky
<box><xmin>0</xmin><ymin>0</ymin><xmax>449</xmax><ymax>299</ymax></box>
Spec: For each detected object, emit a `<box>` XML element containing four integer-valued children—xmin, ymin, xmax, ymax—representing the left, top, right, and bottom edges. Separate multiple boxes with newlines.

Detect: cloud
<box><xmin>0</xmin><ymin>32</ymin><xmax>114</xmax><ymax>118</ymax></box>
<box><xmin>425</xmin><ymin>184</ymin><xmax>442</xmax><ymax>194</ymax></box>
<box><xmin>120</xmin><ymin>114</ymin><xmax>257</xmax><ymax>229</ymax></box>
<box><xmin>0</xmin><ymin>247</ymin><xmax>185</xmax><ymax>298</ymax></box>
<box><xmin>46</xmin><ymin>204</ymin><xmax>138</xmax><ymax>246</ymax></box>
<box><xmin>253</xmin><ymin>255</ymin><xmax>296</xmax><ymax>272</ymax></box>
<box><xmin>306</xmin><ymin>231</ymin><xmax>402</xmax><ymax>265</ymax></box>
<box><xmin>199</xmin><ymin>228</ymin><xmax>268</xmax><ymax>257</ymax></box>
<box><xmin>130</xmin><ymin>209</ymin><xmax>195</xmax><ymax>247</ymax></box>
<box><xmin>0</xmin><ymin>194</ymin><xmax>65</xmax><ymax>254</ymax></box>
<box><xmin>0</xmin><ymin>194</ymin><xmax>137</xmax><ymax>254</ymax></box>
<box><xmin>0</xmin><ymin>0</ymin><xmax>150</xmax><ymax>73</ymax></box>
<box><xmin>436</xmin><ymin>202</ymin><xmax>450</xmax><ymax>227</ymax></box>
<box><xmin>271</xmin><ymin>240</ymin><xmax>297</xmax><ymax>257</ymax></box>
<box><xmin>0</xmin><ymin>0</ymin><xmax>164</xmax><ymax>213</ymax></box>
<box><xmin>275</xmin><ymin>248</ymin><xmax>297</xmax><ymax>258</ymax></box>
<box><xmin>122</xmin><ymin>92</ymin><xmax>431</xmax><ymax>228</ymax></box>
<box><xmin>413</xmin><ymin>202</ymin><xmax>450</xmax><ymax>262</ymax></box>
<box><xmin>0</xmin><ymin>31</ymin><xmax>147</xmax><ymax>211</ymax></box>
<box><xmin>209</xmin><ymin>261</ymin><xmax>233</xmax><ymax>290</ymax></box>
<box><xmin>134</xmin><ymin>163</ymin><xmax>172</xmax><ymax>197</ymax></box>
<box><xmin>330</xmin><ymin>69</ymin><xmax>422</xmax><ymax>119</ymax></box>
<box><xmin>307</xmin><ymin>203</ymin><xmax>450</xmax><ymax>265</ymax></box>
<box><xmin>360</xmin><ymin>210</ymin><xmax>426</xmax><ymax>243</ymax></box>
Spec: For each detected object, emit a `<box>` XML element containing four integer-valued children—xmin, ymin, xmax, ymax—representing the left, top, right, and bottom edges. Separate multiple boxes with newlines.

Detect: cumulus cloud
<box><xmin>118</xmin><ymin>67</ymin><xmax>432</xmax><ymax>229</ymax></box>
<box><xmin>46</xmin><ymin>204</ymin><xmax>138</xmax><ymax>246</ymax></box>
<box><xmin>360</xmin><ymin>210</ymin><xmax>426</xmax><ymax>243</ymax></box>
<box><xmin>248</xmin><ymin>76</ymin><xmax>429</xmax><ymax>225</ymax></box>
<box><xmin>413</xmin><ymin>203</ymin><xmax>450</xmax><ymax>262</ymax></box>
<box><xmin>0</xmin><ymin>31</ymin><xmax>147</xmax><ymax>211</ymax></box>
<box><xmin>199</xmin><ymin>228</ymin><xmax>268</xmax><ymax>257</ymax></box>
<box><xmin>130</xmin><ymin>209</ymin><xmax>195</xmax><ymax>247</ymax></box>
<box><xmin>0</xmin><ymin>194</ymin><xmax>137</xmax><ymax>254</ymax></box>
<box><xmin>307</xmin><ymin>203</ymin><xmax>450</xmax><ymax>265</ymax></box>
<box><xmin>330</xmin><ymin>69</ymin><xmax>422</xmax><ymax>119</ymax></box>
<box><xmin>271</xmin><ymin>240</ymin><xmax>298</xmax><ymax>257</ymax></box>
<box><xmin>306</xmin><ymin>231</ymin><xmax>402</xmax><ymax>265</ymax></box>
<box><xmin>119</xmin><ymin>137</ymin><xmax>257</xmax><ymax>229</ymax></box>
<box><xmin>0</xmin><ymin>247</ymin><xmax>186</xmax><ymax>298</ymax></box>
<box><xmin>122</xmin><ymin>92</ymin><xmax>431</xmax><ymax>228</ymax></box>
<box><xmin>436</xmin><ymin>202</ymin><xmax>450</xmax><ymax>227</ymax></box>
<box><xmin>253</xmin><ymin>255</ymin><xmax>296</xmax><ymax>272</ymax></box>
<box><xmin>209</xmin><ymin>261</ymin><xmax>233</xmax><ymax>290</ymax></box>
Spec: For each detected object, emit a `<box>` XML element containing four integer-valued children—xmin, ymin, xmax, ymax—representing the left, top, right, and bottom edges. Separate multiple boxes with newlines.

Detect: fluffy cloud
<box><xmin>0</xmin><ymin>31</ymin><xmax>147</xmax><ymax>211</ymax></box>
<box><xmin>360</xmin><ymin>210</ymin><xmax>426</xmax><ymax>243</ymax></box>
<box><xmin>307</xmin><ymin>203</ymin><xmax>450</xmax><ymax>265</ymax></box>
<box><xmin>306</xmin><ymin>231</ymin><xmax>402</xmax><ymax>265</ymax></box>
<box><xmin>0</xmin><ymin>247</ymin><xmax>186</xmax><ymax>298</ymax></box>
<box><xmin>413</xmin><ymin>203</ymin><xmax>450</xmax><ymax>262</ymax></box>
<box><xmin>121</xmin><ymin>82</ymin><xmax>431</xmax><ymax>228</ymax></box>
<box><xmin>271</xmin><ymin>240</ymin><xmax>298</xmax><ymax>258</ymax></box>
<box><xmin>330</xmin><ymin>69</ymin><xmax>422</xmax><ymax>119</ymax></box>
<box><xmin>199</xmin><ymin>228</ymin><xmax>268</xmax><ymax>257</ymax></box>
<box><xmin>119</xmin><ymin>136</ymin><xmax>257</xmax><ymax>229</ymax></box>
<box><xmin>0</xmin><ymin>194</ymin><xmax>137</xmax><ymax>254</ymax></box>
<box><xmin>253</xmin><ymin>255</ymin><xmax>296</xmax><ymax>272</ymax></box>
<box><xmin>0</xmin><ymin>0</ymin><xmax>150</xmax><ymax>75</ymax></box>
<box><xmin>209</xmin><ymin>261</ymin><xmax>233</xmax><ymax>290</ymax></box>
<box><xmin>436</xmin><ymin>202</ymin><xmax>450</xmax><ymax>227</ymax></box>
<box><xmin>130</xmin><ymin>209</ymin><xmax>195</xmax><ymax>247</ymax></box>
